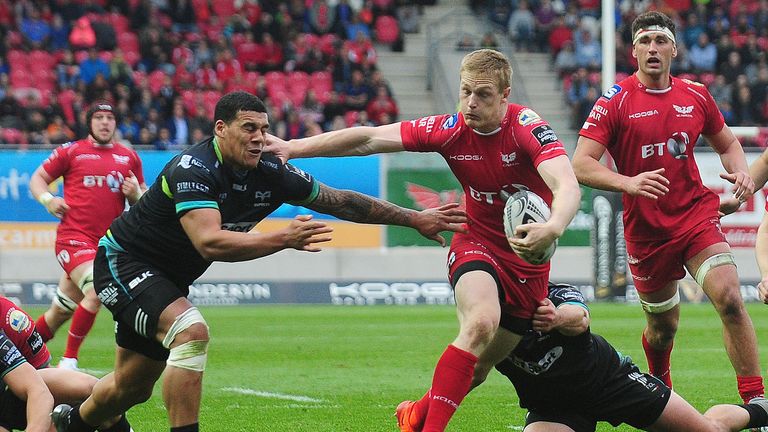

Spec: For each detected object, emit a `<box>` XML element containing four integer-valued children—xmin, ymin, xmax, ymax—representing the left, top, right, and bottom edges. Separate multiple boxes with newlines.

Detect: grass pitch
<box><xmin>33</xmin><ymin>302</ymin><xmax>768</xmax><ymax>431</ymax></box>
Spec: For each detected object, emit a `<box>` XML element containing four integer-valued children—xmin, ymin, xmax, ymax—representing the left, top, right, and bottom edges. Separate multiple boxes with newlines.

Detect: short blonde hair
<box><xmin>459</xmin><ymin>49</ymin><xmax>512</xmax><ymax>92</ymax></box>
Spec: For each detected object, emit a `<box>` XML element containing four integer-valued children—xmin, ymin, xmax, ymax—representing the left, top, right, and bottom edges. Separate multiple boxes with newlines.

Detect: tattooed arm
<box><xmin>304</xmin><ymin>183</ymin><xmax>467</xmax><ymax>246</ymax></box>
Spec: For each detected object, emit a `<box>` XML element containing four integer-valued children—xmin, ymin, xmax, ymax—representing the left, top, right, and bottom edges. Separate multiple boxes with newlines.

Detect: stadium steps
<box><xmin>511</xmin><ymin>51</ymin><xmax>578</xmax><ymax>154</ymax></box>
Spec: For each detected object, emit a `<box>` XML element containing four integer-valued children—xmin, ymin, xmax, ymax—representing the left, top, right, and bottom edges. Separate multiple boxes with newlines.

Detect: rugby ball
<box><xmin>503</xmin><ymin>190</ymin><xmax>557</xmax><ymax>265</ymax></box>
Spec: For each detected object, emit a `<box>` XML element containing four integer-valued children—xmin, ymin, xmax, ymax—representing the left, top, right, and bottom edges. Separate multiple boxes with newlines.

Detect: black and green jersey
<box><xmin>103</xmin><ymin>137</ymin><xmax>318</xmax><ymax>288</ymax></box>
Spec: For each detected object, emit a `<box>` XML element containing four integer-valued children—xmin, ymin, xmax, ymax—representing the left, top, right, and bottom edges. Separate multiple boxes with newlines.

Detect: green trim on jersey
<box><xmin>287</xmin><ymin>181</ymin><xmax>320</xmax><ymax>206</ymax></box>
<box><xmin>176</xmin><ymin>201</ymin><xmax>219</xmax><ymax>214</ymax></box>
<box><xmin>161</xmin><ymin>175</ymin><xmax>173</xmax><ymax>198</ymax></box>
<box><xmin>213</xmin><ymin>137</ymin><xmax>223</xmax><ymax>163</ymax></box>
<box><xmin>99</xmin><ymin>229</ymin><xmax>126</xmax><ymax>252</ymax></box>
<box><xmin>0</xmin><ymin>358</ymin><xmax>26</xmax><ymax>379</ymax></box>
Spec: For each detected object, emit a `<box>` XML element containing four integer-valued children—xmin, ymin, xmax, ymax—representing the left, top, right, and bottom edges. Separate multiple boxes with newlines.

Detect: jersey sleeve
<box><xmin>166</xmin><ymin>155</ymin><xmax>220</xmax><ymax>216</ymax></box>
<box><xmin>131</xmin><ymin>150</ymin><xmax>146</xmax><ymax>184</ymax></box>
<box><xmin>400</xmin><ymin>114</ymin><xmax>460</xmax><ymax>152</ymax></box>
<box><xmin>40</xmin><ymin>143</ymin><xmax>73</xmax><ymax>179</ymax></box>
<box><xmin>0</xmin><ymin>330</ymin><xmax>27</xmax><ymax>379</ymax></box>
<box><xmin>578</xmin><ymin>84</ymin><xmax>622</xmax><ymax>146</ymax></box>
<box><xmin>281</xmin><ymin>162</ymin><xmax>320</xmax><ymax>205</ymax></box>
<box><xmin>548</xmin><ymin>283</ymin><xmax>588</xmax><ymax>310</ymax></box>
<box><xmin>513</xmin><ymin>108</ymin><xmax>568</xmax><ymax>167</ymax></box>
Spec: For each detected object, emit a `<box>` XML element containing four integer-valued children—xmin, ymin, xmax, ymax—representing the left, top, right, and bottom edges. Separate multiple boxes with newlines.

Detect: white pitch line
<box><xmin>221</xmin><ymin>387</ymin><xmax>325</xmax><ymax>403</ymax></box>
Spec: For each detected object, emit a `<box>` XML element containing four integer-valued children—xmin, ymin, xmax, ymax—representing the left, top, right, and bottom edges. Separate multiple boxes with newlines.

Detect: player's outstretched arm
<box><xmin>706</xmin><ymin>125</ymin><xmax>754</xmax><ymax>201</ymax></box>
<box><xmin>532</xmin><ymin>298</ymin><xmax>589</xmax><ymax>336</ymax></box>
<box><xmin>4</xmin><ymin>362</ymin><xmax>54</xmax><ymax>432</ymax></box>
<box><xmin>264</xmin><ymin>122</ymin><xmax>405</xmax><ymax>162</ymax></box>
<box><xmin>304</xmin><ymin>183</ymin><xmax>467</xmax><ymax>246</ymax></box>
<box><xmin>180</xmin><ymin>208</ymin><xmax>333</xmax><ymax>262</ymax></box>
<box><xmin>756</xmin><ymin>214</ymin><xmax>768</xmax><ymax>304</ymax></box>
<box><xmin>750</xmin><ymin>147</ymin><xmax>768</xmax><ymax>191</ymax></box>
<box><xmin>573</xmin><ymin>136</ymin><xmax>670</xmax><ymax>199</ymax></box>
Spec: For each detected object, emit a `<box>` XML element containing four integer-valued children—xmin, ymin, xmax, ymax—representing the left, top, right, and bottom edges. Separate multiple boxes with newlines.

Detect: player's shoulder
<box><xmin>673</xmin><ymin>75</ymin><xmax>714</xmax><ymax>101</ymax></box>
<box><xmin>258</xmin><ymin>152</ymin><xmax>284</xmax><ymax>173</ymax></box>
<box><xmin>508</xmin><ymin>103</ymin><xmax>546</xmax><ymax>128</ymax></box>
<box><xmin>170</xmin><ymin>139</ymin><xmax>218</xmax><ymax>175</ymax></box>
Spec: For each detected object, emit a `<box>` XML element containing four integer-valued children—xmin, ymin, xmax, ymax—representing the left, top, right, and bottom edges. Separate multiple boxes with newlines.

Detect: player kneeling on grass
<box><xmin>50</xmin><ymin>91</ymin><xmax>467</xmax><ymax>432</ymax></box>
<box><xmin>492</xmin><ymin>283</ymin><xmax>768</xmax><ymax>432</ymax></box>
<box><xmin>0</xmin><ymin>296</ymin><xmax>131</xmax><ymax>432</ymax></box>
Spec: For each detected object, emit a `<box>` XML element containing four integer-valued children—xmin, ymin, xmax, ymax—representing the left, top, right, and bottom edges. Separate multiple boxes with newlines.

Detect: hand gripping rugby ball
<box><xmin>503</xmin><ymin>190</ymin><xmax>557</xmax><ymax>265</ymax></box>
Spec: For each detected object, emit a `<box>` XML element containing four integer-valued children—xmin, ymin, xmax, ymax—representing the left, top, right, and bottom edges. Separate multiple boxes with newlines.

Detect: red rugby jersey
<box><xmin>579</xmin><ymin>74</ymin><xmax>723</xmax><ymax>241</ymax></box>
<box><xmin>0</xmin><ymin>296</ymin><xmax>50</xmax><ymax>368</ymax></box>
<box><xmin>401</xmin><ymin>104</ymin><xmax>567</xmax><ymax>275</ymax></box>
<box><xmin>41</xmin><ymin>139</ymin><xmax>145</xmax><ymax>243</ymax></box>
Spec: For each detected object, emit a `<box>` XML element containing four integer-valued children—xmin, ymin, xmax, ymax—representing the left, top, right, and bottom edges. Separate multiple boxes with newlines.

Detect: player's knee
<box><xmin>462</xmin><ymin>316</ymin><xmax>497</xmax><ymax>346</ymax></box>
<box><xmin>53</xmin><ymin>286</ymin><xmax>79</xmax><ymax>313</ymax></box>
<box><xmin>81</xmin><ymin>290</ymin><xmax>102</xmax><ymax>311</ymax></box>
<box><xmin>116</xmin><ymin>383</ymin><xmax>155</xmax><ymax>406</ymax></box>
<box><xmin>77</xmin><ymin>268</ymin><xmax>95</xmax><ymax>294</ymax></box>
<box><xmin>162</xmin><ymin>308</ymin><xmax>209</xmax><ymax>372</ymax></box>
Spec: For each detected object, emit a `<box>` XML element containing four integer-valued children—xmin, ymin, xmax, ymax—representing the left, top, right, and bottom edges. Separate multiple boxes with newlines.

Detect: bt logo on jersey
<box><xmin>83</xmin><ymin>171</ymin><xmax>124</xmax><ymax>192</ymax></box>
<box><xmin>641</xmin><ymin>143</ymin><xmax>665</xmax><ymax>159</ymax></box>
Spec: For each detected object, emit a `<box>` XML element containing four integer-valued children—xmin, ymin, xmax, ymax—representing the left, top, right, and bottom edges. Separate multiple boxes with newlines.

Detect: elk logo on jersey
<box><xmin>673</xmin><ymin>104</ymin><xmax>694</xmax><ymax>118</ymax></box>
<box><xmin>406</xmin><ymin>183</ymin><xmax>463</xmax><ymax>209</ymax></box>
<box><xmin>501</xmin><ymin>152</ymin><xmax>516</xmax><ymax>166</ymax></box>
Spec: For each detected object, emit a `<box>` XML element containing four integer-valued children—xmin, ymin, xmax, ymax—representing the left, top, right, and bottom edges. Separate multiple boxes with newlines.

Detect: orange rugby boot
<box><xmin>395</xmin><ymin>400</ymin><xmax>421</xmax><ymax>432</ymax></box>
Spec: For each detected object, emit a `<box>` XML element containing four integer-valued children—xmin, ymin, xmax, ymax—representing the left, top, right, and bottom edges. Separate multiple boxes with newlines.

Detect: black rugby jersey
<box><xmin>0</xmin><ymin>329</ymin><xmax>27</xmax><ymax>381</ymax></box>
<box><xmin>495</xmin><ymin>284</ymin><xmax>623</xmax><ymax>411</ymax></box>
<box><xmin>103</xmin><ymin>137</ymin><xmax>318</xmax><ymax>287</ymax></box>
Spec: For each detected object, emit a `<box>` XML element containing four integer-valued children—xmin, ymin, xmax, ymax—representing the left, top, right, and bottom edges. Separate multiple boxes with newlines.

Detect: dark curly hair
<box><xmin>631</xmin><ymin>11</ymin><xmax>676</xmax><ymax>41</ymax></box>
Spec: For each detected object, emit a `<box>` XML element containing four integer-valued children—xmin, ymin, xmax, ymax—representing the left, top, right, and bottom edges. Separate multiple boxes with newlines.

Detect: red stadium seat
<box><xmin>108</xmin><ymin>12</ymin><xmax>130</xmax><ymax>33</ymax></box>
<box><xmin>614</xmin><ymin>72</ymin><xmax>629</xmax><ymax>82</ymax></box>
<box><xmin>6</xmin><ymin>50</ymin><xmax>28</xmax><ymax>72</ymax></box>
<box><xmin>123</xmin><ymin>49</ymin><xmax>140</xmax><ymax>66</ymax></box>
<box><xmin>211</xmin><ymin>0</ymin><xmax>236</xmax><ymax>19</ymax></box>
<box><xmin>99</xmin><ymin>50</ymin><xmax>113</xmax><ymax>63</ymax></box>
<box><xmin>10</xmin><ymin>69</ymin><xmax>31</xmax><ymax>87</ymax></box>
<box><xmin>192</xmin><ymin>0</ymin><xmax>210</xmax><ymax>23</ymax></box>
<box><xmin>264</xmin><ymin>71</ymin><xmax>286</xmax><ymax>91</ymax></box>
<box><xmin>374</xmin><ymin>15</ymin><xmax>400</xmax><ymax>44</ymax></box>
<box><xmin>203</xmin><ymin>90</ymin><xmax>221</xmax><ymax>115</ymax></box>
<box><xmin>148</xmin><ymin>70</ymin><xmax>167</xmax><ymax>95</ymax></box>
<box><xmin>318</xmin><ymin>33</ymin><xmax>338</xmax><ymax>56</ymax></box>
<box><xmin>699</xmin><ymin>72</ymin><xmax>716</xmax><ymax>87</ymax></box>
<box><xmin>118</xmin><ymin>32</ymin><xmax>139</xmax><ymax>54</ymax></box>
<box><xmin>310</xmin><ymin>71</ymin><xmax>332</xmax><ymax>94</ymax></box>
<box><xmin>74</xmin><ymin>50</ymin><xmax>89</xmax><ymax>63</ymax></box>
<box><xmin>58</xmin><ymin>89</ymin><xmax>77</xmax><ymax>124</ymax></box>
<box><xmin>29</xmin><ymin>50</ymin><xmax>56</xmax><ymax>69</ymax></box>
<box><xmin>678</xmin><ymin>73</ymin><xmax>697</xmax><ymax>82</ymax></box>
<box><xmin>2</xmin><ymin>128</ymin><xmax>26</xmax><ymax>145</ymax></box>
<box><xmin>344</xmin><ymin>110</ymin><xmax>359</xmax><ymax>127</ymax></box>
<box><xmin>287</xmin><ymin>71</ymin><xmax>310</xmax><ymax>91</ymax></box>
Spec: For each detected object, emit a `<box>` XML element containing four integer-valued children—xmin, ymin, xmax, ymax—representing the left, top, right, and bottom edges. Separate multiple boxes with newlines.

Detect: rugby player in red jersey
<box><xmin>265</xmin><ymin>48</ymin><xmax>581</xmax><ymax>431</ymax></box>
<box><xmin>0</xmin><ymin>296</ymin><xmax>131</xmax><ymax>432</ymax></box>
<box><xmin>573</xmin><ymin>11</ymin><xmax>762</xmax><ymax>403</ymax></box>
<box><xmin>29</xmin><ymin>101</ymin><xmax>147</xmax><ymax>370</ymax></box>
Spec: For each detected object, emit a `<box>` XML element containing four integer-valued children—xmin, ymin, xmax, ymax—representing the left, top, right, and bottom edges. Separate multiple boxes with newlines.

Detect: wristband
<box><xmin>38</xmin><ymin>192</ymin><xmax>55</xmax><ymax>206</ymax></box>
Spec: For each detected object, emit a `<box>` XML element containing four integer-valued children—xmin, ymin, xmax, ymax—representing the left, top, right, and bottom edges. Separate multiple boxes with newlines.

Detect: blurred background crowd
<box><xmin>1</xmin><ymin>0</ymin><xmax>767</xmax><ymax>149</ymax></box>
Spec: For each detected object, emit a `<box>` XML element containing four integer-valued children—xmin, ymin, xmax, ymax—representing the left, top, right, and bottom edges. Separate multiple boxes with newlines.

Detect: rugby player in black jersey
<box><xmin>492</xmin><ymin>283</ymin><xmax>768</xmax><ymax>432</ymax></box>
<box><xmin>51</xmin><ymin>91</ymin><xmax>467</xmax><ymax>432</ymax></box>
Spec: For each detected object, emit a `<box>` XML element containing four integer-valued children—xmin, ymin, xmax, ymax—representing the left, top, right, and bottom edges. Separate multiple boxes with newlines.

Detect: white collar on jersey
<box><xmin>472</xmin><ymin>126</ymin><xmax>502</xmax><ymax>136</ymax></box>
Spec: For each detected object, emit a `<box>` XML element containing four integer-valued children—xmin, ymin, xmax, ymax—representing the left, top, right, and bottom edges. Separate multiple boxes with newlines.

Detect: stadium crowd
<box><xmin>477</xmin><ymin>0</ymin><xmax>768</xmax><ymax>144</ymax></box>
<box><xmin>0</xmin><ymin>0</ymin><xmax>412</xmax><ymax>148</ymax></box>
